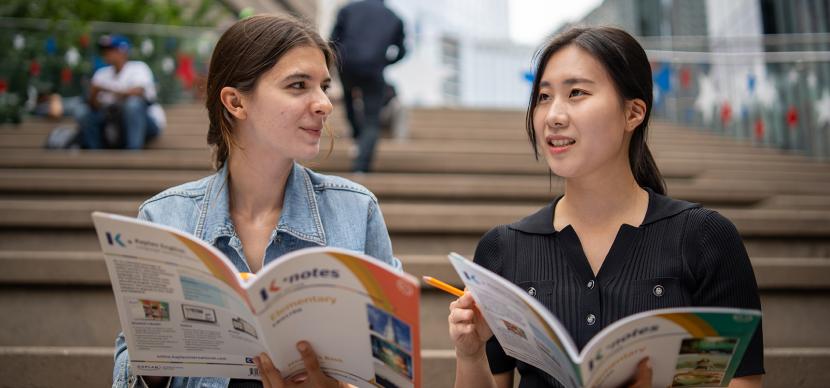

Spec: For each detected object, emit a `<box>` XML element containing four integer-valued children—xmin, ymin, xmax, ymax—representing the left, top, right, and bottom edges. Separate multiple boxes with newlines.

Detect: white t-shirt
<box><xmin>91</xmin><ymin>61</ymin><xmax>166</xmax><ymax>130</ymax></box>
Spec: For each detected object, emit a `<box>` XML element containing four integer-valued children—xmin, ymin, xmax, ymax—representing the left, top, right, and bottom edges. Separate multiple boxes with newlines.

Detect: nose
<box><xmin>544</xmin><ymin>99</ymin><xmax>568</xmax><ymax>129</ymax></box>
<box><xmin>312</xmin><ymin>89</ymin><xmax>333</xmax><ymax>117</ymax></box>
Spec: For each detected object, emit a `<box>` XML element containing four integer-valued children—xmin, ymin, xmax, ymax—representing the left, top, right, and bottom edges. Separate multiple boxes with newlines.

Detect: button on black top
<box><xmin>475</xmin><ymin>188</ymin><xmax>764</xmax><ymax>388</ymax></box>
<box><xmin>585</xmin><ymin>313</ymin><xmax>597</xmax><ymax>325</ymax></box>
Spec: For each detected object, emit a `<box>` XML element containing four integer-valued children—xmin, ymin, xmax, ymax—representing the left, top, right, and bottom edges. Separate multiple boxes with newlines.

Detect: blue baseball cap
<box><xmin>97</xmin><ymin>35</ymin><xmax>130</xmax><ymax>52</ymax></box>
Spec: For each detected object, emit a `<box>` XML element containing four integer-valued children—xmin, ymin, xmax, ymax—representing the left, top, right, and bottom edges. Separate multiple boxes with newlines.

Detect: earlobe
<box><xmin>220</xmin><ymin>86</ymin><xmax>246</xmax><ymax>120</ymax></box>
<box><xmin>625</xmin><ymin>99</ymin><xmax>646</xmax><ymax>132</ymax></box>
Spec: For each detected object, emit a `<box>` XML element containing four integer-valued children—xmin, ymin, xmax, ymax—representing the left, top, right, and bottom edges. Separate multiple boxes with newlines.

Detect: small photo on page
<box><xmin>370</xmin><ymin>334</ymin><xmax>413</xmax><ymax>379</ymax></box>
<box><xmin>367</xmin><ymin>304</ymin><xmax>412</xmax><ymax>352</ymax></box>
<box><xmin>671</xmin><ymin>337</ymin><xmax>738</xmax><ymax>387</ymax></box>
<box><xmin>231</xmin><ymin>316</ymin><xmax>258</xmax><ymax>339</ymax></box>
<box><xmin>137</xmin><ymin>299</ymin><xmax>170</xmax><ymax>321</ymax></box>
<box><xmin>181</xmin><ymin>304</ymin><xmax>217</xmax><ymax>324</ymax></box>
<box><xmin>502</xmin><ymin>319</ymin><xmax>528</xmax><ymax>340</ymax></box>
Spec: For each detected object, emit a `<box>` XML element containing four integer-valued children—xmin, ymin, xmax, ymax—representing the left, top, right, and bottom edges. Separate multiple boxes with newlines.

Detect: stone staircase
<box><xmin>1</xmin><ymin>104</ymin><xmax>829</xmax><ymax>387</ymax></box>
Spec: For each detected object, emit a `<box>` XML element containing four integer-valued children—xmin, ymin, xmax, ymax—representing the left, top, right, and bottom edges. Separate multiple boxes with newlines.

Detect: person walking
<box><xmin>330</xmin><ymin>0</ymin><xmax>406</xmax><ymax>172</ymax></box>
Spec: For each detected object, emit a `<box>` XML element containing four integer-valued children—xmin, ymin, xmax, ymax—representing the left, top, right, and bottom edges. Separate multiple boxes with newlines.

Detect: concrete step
<box><xmin>0</xmin><ymin>169</ymin><xmax>786</xmax><ymax>207</ymax></box>
<box><xmin>2</xmin><ymin>284</ymin><xmax>827</xmax><ymax>349</ymax></box>
<box><xmin>5</xmin><ymin>251</ymin><xmax>827</xmax><ymax>290</ymax></box>
<box><xmin>0</xmin><ymin>228</ymin><xmax>828</xmax><ymax>259</ymax></box>
<box><xmin>1</xmin><ymin>251</ymin><xmax>828</xmax><ymax>348</ymax></box>
<box><xmin>0</xmin><ymin>346</ymin><xmax>828</xmax><ymax>388</ymax></box>
<box><xmin>6</xmin><ymin>142</ymin><xmax>827</xmax><ymax>180</ymax></box>
<box><xmin>1</xmin><ymin>127</ymin><xmax>807</xmax><ymax>155</ymax></box>
<box><xmin>2</xmin><ymin>149</ymin><xmax>828</xmax><ymax>186</ymax></box>
<box><xmin>0</xmin><ymin>149</ymin><xmax>712</xmax><ymax>178</ymax></box>
<box><xmin>1</xmin><ymin>199</ymin><xmax>829</xmax><ymax>238</ymax></box>
<box><xmin>0</xmin><ymin>121</ymin><xmax>808</xmax><ymax>154</ymax></box>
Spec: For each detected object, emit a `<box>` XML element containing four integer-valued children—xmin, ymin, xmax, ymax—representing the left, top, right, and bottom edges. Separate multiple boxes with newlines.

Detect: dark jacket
<box><xmin>330</xmin><ymin>0</ymin><xmax>406</xmax><ymax>76</ymax></box>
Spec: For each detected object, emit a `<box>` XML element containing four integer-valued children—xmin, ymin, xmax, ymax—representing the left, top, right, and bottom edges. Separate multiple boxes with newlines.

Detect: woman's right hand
<box><xmin>448</xmin><ymin>291</ymin><xmax>493</xmax><ymax>360</ymax></box>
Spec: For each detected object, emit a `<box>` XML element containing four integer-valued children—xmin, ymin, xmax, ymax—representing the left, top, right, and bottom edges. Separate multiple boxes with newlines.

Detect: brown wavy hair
<box><xmin>205</xmin><ymin>14</ymin><xmax>334</xmax><ymax>170</ymax></box>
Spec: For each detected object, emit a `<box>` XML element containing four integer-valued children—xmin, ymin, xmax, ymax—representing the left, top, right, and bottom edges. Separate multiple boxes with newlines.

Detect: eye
<box><xmin>289</xmin><ymin>81</ymin><xmax>305</xmax><ymax>90</ymax></box>
<box><xmin>321</xmin><ymin>84</ymin><xmax>331</xmax><ymax>93</ymax></box>
<box><xmin>537</xmin><ymin>92</ymin><xmax>551</xmax><ymax>103</ymax></box>
<box><xmin>569</xmin><ymin>89</ymin><xmax>588</xmax><ymax>98</ymax></box>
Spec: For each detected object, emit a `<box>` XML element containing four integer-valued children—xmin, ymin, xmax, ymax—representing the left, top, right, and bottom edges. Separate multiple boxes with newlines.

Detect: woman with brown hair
<box><xmin>112</xmin><ymin>14</ymin><xmax>399</xmax><ymax>388</ymax></box>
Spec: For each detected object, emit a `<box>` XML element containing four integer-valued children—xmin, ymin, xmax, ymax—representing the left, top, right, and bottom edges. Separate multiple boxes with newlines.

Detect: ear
<box><xmin>220</xmin><ymin>86</ymin><xmax>247</xmax><ymax>121</ymax></box>
<box><xmin>624</xmin><ymin>98</ymin><xmax>647</xmax><ymax>133</ymax></box>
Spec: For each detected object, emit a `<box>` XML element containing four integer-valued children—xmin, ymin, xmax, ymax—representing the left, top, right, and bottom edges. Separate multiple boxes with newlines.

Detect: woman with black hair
<box><xmin>447</xmin><ymin>27</ymin><xmax>763</xmax><ymax>388</ymax></box>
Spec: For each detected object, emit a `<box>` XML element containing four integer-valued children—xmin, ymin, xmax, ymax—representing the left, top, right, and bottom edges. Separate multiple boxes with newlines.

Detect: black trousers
<box><xmin>340</xmin><ymin>71</ymin><xmax>385</xmax><ymax>172</ymax></box>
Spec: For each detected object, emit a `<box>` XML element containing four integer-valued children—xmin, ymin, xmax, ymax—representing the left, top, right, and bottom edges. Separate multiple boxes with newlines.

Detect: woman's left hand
<box><xmin>624</xmin><ymin>357</ymin><xmax>653</xmax><ymax>388</ymax></box>
<box><xmin>254</xmin><ymin>341</ymin><xmax>348</xmax><ymax>388</ymax></box>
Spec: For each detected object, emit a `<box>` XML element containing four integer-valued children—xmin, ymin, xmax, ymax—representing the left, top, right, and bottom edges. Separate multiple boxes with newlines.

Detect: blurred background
<box><xmin>2</xmin><ymin>0</ymin><xmax>829</xmax><ymax>156</ymax></box>
<box><xmin>0</xmin><ymin>1</ymin><xmax>829</xmax><ymax>387</ymax></box>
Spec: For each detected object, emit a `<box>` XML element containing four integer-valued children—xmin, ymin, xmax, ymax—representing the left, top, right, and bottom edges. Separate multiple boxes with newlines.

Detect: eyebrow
<box><xmin>283</xmin><ymin>72</ymin><xmax>331</xmax><ymax>83</ymax></box>
<box><xmin>539</xmin><ymin>78</ymin><xmax>595</xmax><ymax>88</ymax></box>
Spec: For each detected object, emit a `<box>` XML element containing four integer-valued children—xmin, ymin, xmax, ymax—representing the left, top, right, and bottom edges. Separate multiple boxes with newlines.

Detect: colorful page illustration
<box><xmin>579</xmin><ymin>308</ymin><xmax>761</xmax><ymax>388</ymax></box>
<box><xmin>248</xmin><ymin>247</ymin><xmax>421</xmax><ymax>388</ymax></box>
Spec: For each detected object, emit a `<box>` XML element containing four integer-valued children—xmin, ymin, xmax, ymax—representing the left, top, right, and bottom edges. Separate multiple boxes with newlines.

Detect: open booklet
<box><xmin>447</xmin><ymin>253</ymin><xmax>761</xmax><ymax>388</ymax></box>
<box><xmin>92</xmin><ymin>212</ymin><xmax>421</xmax><ymax>388</ymax></box>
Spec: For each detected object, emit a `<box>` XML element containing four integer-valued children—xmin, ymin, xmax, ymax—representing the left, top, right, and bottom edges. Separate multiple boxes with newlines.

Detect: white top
<box><xmin>91</xmin><ymin>61</ymin><xmax>166</xmax><ymax>130</ymax></box>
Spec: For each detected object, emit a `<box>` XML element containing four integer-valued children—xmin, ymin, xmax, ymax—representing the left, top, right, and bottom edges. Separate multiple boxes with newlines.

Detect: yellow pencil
<box><xmin>422</xmin><ymin>276</ymin><xmax>464</xmax><ymax>297</ymax></box>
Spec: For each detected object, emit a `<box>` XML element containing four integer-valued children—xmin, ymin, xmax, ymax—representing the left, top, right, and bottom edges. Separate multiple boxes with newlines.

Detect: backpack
<box><xmin>44</xmin><ymin>126</ymin><xmax>81</xmax><ymax>149</ymax></box>
<box><xmin>102</xmin><ymin>104</ymin><xmax>125</xmax><ymax>148</ymax></box>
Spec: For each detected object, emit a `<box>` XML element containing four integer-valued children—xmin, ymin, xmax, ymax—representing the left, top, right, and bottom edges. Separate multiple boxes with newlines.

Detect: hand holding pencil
<box><xmin>425</xmin><ymin>275</ymin><xmax>494</xmax><ymax>361</ymax></box>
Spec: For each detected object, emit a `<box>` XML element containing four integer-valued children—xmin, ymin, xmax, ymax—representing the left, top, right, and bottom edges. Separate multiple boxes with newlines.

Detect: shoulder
<box><xmin>138</xmin><ymin>173</ymin><xmax>214</xmax><ymax>219</ymax></box>
<box><xmin>642</xmin><ymin>189</ymin><xmax>703</xmax><ymax>226</ymax></box>
<box><xmin>121</xmin><ymin>61</ymin><xmax>153</xmax><ymax>80</ymax></box>
<box><xmin>125</xmin><ymin>61</ymin><xmax>151</xmax><ymax>72</ymax></box>
<box><xmin>304</xmin><ymin>167</ymin><xmax>378</xmax><ymax>203</ymax></box>
<box><xmin>92</xmin><ymin>65</ymin><xmax>113</xmax><ymax>79</ymax></box>
<box><xmin>666</xmin><ymin>199</ymin><xmax>735</xmax><ymax>238</ymax></box>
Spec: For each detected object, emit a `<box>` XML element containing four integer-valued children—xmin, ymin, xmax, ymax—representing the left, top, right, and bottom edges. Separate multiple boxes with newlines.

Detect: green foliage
<box><xmin>0</xmin><ymin>0</ymin><xmax>225</xmax><ymax>27</ymax></box>
<box><xmin>0</xmin><ymin>0</ymin><xmax>230</xmax><ymax>120</ymax></box>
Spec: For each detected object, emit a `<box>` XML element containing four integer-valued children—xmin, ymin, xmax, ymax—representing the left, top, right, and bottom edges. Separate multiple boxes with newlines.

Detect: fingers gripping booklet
<box><xmin>447</xmin><ymin>253</ymin><xmax>761</xmax><ymax>388</ymax></box>
<box><xmin>92</xmin><ymin>212</ymin><xmax>421</xmax><ymax>388</ymax></box>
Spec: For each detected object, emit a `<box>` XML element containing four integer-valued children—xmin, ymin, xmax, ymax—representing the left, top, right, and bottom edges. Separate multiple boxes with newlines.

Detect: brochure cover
<box><xmin>448</xmin><ymin>252</ymin><xmax>760</xmax><ymax>388</ymax></box>
<box><xmin>93</xmin><ymin>212</ymin><xmax>421</xmax><ymax>388</ymax></box>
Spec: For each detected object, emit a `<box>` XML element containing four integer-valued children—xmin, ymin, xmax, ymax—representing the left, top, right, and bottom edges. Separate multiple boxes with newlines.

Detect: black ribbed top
<box><xmin>475</xmin><ymin>189</ymin><xmax>764</xmax><ymax>387</ymax></box>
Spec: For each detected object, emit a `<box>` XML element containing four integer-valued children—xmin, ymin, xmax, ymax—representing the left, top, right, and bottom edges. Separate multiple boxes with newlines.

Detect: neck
<box><xmin>557</xmin><ymin>155</ymin><xmax>647</xmax><ymax>229</ymax></box>
<box><xmin>227</xmin><ymin>150</ymin><xmax>293</xmax><ymax>221</ymax></box>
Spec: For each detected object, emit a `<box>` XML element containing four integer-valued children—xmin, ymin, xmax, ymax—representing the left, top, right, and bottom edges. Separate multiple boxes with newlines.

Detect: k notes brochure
<box><xmin>92</xmin><ymin>212</ymin><xmax>420</xmax><ymax>388</ymax></box>
<box><xmin>447</xmin><ymin>253</ymin><xmax>760</xmax><ymax>388</ymax></box>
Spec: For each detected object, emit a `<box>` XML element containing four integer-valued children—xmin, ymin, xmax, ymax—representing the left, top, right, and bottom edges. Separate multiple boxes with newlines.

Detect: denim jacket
<box><xmin>112</xmin><ymin>162</ymin><xmax>400</xmax><ymax>388</ymax></box>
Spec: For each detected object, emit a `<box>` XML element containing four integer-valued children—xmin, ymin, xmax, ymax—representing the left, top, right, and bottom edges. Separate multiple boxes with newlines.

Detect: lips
<box><xmin>544</xmin><ymin>134</ymin><xmax>576</xmax><ymax>154</ymax></box>
<box><xmin>300</xmin><ymin>126</ymin><xmax>323</xmax><ymax>137</ymax></box>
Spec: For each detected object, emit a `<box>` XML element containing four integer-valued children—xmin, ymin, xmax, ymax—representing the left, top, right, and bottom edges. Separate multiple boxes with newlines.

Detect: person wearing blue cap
<box><xmin>75</xmin><ymin>34</ymin><xmax>166</xmax><ymax>149</ymax></box>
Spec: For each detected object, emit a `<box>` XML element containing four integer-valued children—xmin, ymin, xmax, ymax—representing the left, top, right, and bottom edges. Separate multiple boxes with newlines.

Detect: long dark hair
<box><xmin>525</xmin><ymin>26</ymin><xmax>665</xmax><ymax>195</ymax></box>
<box><xmin>205</xmin><ymin>14</ymin><xmax>334</xmax><ymax>169</ymax></box>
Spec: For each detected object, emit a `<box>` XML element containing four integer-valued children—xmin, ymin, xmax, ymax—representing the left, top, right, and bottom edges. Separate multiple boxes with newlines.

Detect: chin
<box><xmin>294</xmin><ymin>146</ymin><xmax>321</xmax><ymax>161</ymax></box>
<box><xmin>546</xmin><ymin>161</ymin><xmax>578</xmax><ymax>179</ymax></box>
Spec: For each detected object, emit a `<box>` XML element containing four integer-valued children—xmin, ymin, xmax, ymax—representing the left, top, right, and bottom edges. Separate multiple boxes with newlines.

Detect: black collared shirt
<box><xmin>475</xmin><ymin>188</ymin><xmax>764</xmax><ymax>387</ymax></box>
